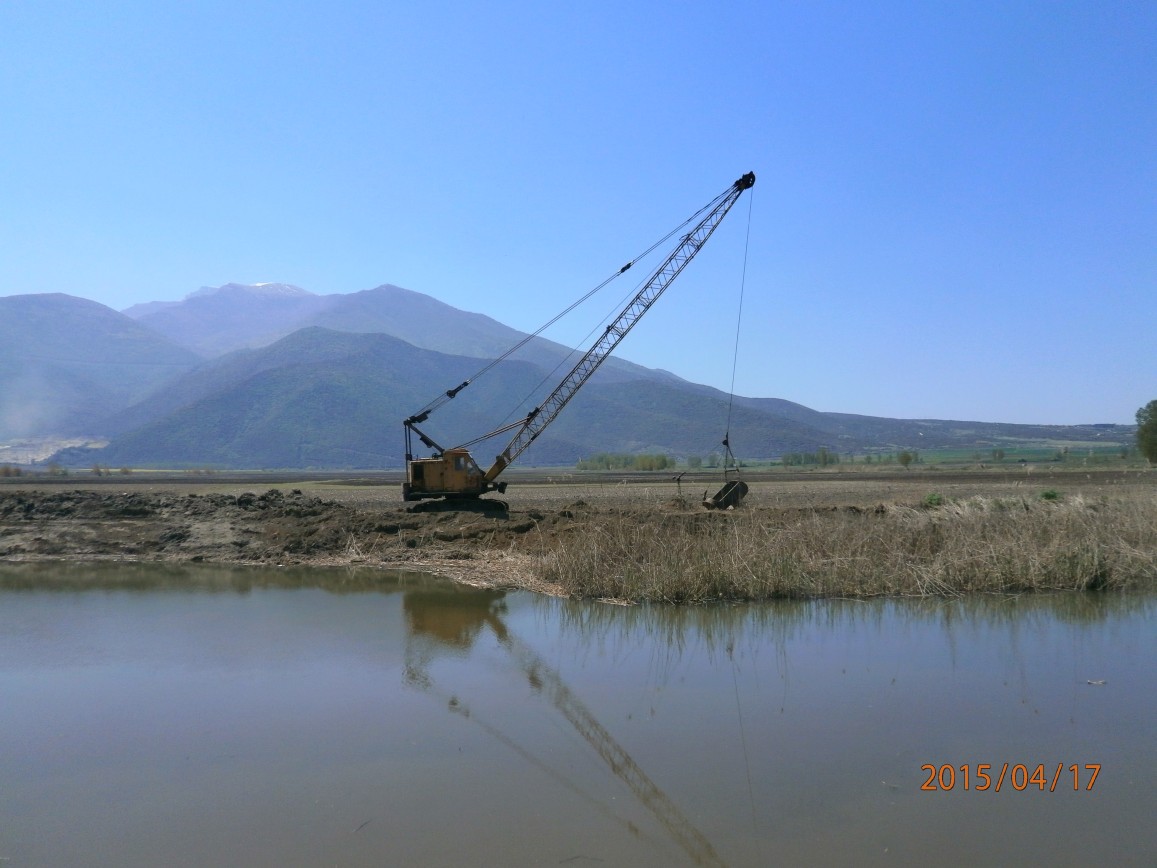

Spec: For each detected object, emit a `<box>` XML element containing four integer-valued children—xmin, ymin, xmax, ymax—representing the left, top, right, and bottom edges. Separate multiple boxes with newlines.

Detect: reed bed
<box><xmin>540</xmin><ymin>494</ymin><xmax>1157</xmax><ymax>602</ymax></box>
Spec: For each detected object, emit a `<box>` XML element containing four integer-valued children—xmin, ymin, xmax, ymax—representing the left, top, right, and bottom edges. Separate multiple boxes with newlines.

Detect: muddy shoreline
<box><xmin>0</xmin><ymin>487</ymin><xmax>569</xmax><ymax>594</ymax></box>
<box><xmin>2</xmin><ymin>468</ymin><xmax>1153</xmax><ymax>599</ymax></box>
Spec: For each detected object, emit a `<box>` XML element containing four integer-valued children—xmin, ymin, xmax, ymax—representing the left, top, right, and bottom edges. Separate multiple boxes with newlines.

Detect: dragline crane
<box><xmin>402</xmin><ymin>171</ymin><xmax>755</xmax><ymax>502</ymax></box>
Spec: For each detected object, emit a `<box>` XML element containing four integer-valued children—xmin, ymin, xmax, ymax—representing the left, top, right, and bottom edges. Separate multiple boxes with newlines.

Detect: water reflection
<box><xmin>402</xmin><ymin>584</ymin><xmax>727</xmax><ymax>867</ymax></box>
<box><xmin>0</xmin><ymin>563</ymin><xmax>1153</xmax><ymax>866</ymax></box>
<box><xmin>549</xmin><ymin>592</ymin><xmax>1154</xmax><ymax>650</ymax></box>
<box><xmin>0</xmin><ymin>559</ymin><xmax>425</xmax><ymax>594</ymax></box>
<box><xmin>402</xmin><ymin>586</ymin><xmax>508</xmax><ymax>686</ymax></box>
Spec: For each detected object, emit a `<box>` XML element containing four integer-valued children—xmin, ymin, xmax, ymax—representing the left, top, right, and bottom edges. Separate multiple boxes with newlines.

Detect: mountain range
<box><xmin>0</xmin><ymin>293</ymin><xmax>201</xmax><ymax>441</ymax></box>
<box><xmin>0</xmin><ymin>283</ymin><xmax>1133</xmax><ymax>469</ymax></box>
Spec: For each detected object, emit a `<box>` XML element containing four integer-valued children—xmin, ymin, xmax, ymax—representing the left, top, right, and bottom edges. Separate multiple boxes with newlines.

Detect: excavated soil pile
<box><xmin>0</xmin><ymin>489</ymin><xmax>587</xmax><ymax>592</ymax></box>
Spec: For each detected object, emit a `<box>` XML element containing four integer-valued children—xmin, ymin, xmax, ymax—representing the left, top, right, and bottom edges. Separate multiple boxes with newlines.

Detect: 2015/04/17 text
<box><xmin>920</xmin><ymin>763</ymin><xmax>1100</xmax><ymax>792</ymax></box>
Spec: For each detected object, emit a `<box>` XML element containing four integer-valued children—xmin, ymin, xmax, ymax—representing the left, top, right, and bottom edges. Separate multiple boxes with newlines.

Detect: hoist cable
<box><xmin>722</xmin><ymin>186</ymin><xmax>755</xmax><ymax>462</ymax></box>
<box><xmin>489</xmin><ymin>181</ymin><xmax>747</xmax><ymax>436</ymax></box>
<box><xmin>411</xmin><ymin>183</ymin><xmax>737</xmax><ymax>423</ymax></box>
<box><xmin>484</xmin><ymin>264</ymin><xmax>655</xmax><ymax>437</ymax></box>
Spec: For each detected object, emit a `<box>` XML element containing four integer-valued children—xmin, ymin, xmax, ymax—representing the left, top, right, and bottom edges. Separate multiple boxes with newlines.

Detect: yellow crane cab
<box><xmin>402</xmin><ymin>448</ymin><xmax>505</xmax><ymax>502</ymax></box>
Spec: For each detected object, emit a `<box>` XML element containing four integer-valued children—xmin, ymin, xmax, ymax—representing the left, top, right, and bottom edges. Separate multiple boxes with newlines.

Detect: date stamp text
<box><xmin>920</xmin><ymin>763</ymin><xmax>1100</xmax><ymax>792</ymax></box>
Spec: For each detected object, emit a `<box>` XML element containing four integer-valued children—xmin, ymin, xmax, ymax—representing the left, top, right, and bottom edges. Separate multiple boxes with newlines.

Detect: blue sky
<box><xmin>2</xmin><ymin>1</ymin><xmax>1153</xmax><ymax>425</ymax></box>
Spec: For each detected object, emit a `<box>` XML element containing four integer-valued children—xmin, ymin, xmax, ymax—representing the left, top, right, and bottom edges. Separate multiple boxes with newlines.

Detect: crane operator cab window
<box><xmin>452</xmin><ymin>454</ymin><xmax>482</xmax><ymax>476</ymax></box>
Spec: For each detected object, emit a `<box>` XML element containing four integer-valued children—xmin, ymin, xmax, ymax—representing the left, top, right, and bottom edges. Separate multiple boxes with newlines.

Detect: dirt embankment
<box><xmin>3</xmin><ymin>469</ymin><xmax>1153</xmax><ymax>599</ymax></box>
<box><xmin>0</xmin><ymin>488</ymin><xmax>580</xmax><ymax>594</ymax></box>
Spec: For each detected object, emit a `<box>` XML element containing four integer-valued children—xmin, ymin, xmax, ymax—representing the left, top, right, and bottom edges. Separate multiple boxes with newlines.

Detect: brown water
<box><xmin>0</xmin><ymin>562</ymin><xmax>1153</xmax><ymax>867</ymax></box>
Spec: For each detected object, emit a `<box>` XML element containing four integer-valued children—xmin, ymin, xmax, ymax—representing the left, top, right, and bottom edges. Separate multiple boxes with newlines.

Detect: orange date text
<box><xmin>920</xmin><ymin>763</ymin><xmax>1100</xmax><ymax>792</ymax></box>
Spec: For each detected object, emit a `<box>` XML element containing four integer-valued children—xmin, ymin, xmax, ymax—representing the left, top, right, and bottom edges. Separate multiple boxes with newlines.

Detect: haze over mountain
<box><xmin>77</xmin><ymin>324</ymin><xmax>1132</xmax><ymax>471</ymax></box>
<box><xmin>122</xmin><ymin>283</ymin><xmax>331</xmax><ymax>357</ymax></box>
<box><xmin>124</xmin><ymin>282</ymin><xmax>676</xmax><ymax>386</ymax></box>
<box><xmin>0</xmin><ymin>285</ymin><xmax>1133</xmax><ymax>469</ymax></box>
<box><xmin>82</xmin><ymin>327</ymin><xmax>838</xmax><ymax>469</ymax></box>
<box><xmin>0</xmin><ymin>294</ymin><xmax>201</xmax><ymax>440</ymax></box>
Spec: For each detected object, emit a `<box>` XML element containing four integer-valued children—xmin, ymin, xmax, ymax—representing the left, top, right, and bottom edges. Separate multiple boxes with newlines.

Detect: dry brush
<box><xmin>540</xmin><ymin>494</ymin><xmax>1157</xmax><ymax>602</ymax></box>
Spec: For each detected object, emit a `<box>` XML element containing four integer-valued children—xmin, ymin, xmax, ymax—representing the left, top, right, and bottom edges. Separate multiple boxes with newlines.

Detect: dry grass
<box><xmin>4</xmin><ymin>469</ymin><xmax>1153</xmax><ymax>602</ymax></box>
<box><xmin>540</xmin><ymin>493</ymin><xmax>1157</xmax><ymax>602</ymax></box>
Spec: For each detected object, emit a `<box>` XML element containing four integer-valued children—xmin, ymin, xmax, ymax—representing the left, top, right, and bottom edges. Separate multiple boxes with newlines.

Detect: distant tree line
<box><xmin>862</xmin><ymin>451</ymin><xmax>921</xmax><ymax>467</ymax></box>
<box><xmin>781</xmin><ymin>448</ymin><xmax>841</xmax><ymax>467</ymax></box>
<box><xmin>1</xmin><ymin>463</ymin><xmax>135</xmax><ymax>478</ymax></box>
<box><xmin>91</xmin><ymin>465</ymin><xmax>134</xmax><ymax>476</ymax></box>
<box><xmin>576</xmin><ymin>453</ymin><xmax>675</xmax><ymax>471</ymax></box>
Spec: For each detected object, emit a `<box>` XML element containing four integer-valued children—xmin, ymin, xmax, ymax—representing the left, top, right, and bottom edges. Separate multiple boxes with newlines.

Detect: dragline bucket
<box><xmin>703</xmin><ymin>479</ymin><xmax>749</xmax><ymax>511</ymax></box>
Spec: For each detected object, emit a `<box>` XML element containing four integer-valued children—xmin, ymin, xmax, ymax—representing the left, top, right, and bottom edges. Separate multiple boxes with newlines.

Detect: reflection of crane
<box><xmin>402</xmin><ymin>587</ymin><xmax>727</xmax><ymax>868</ymax></box>
<box><xmin>498</xmin><ymin>630</ymin><xmax>727</xmax><ymax>867</ymax></box>
<box><xmin>402</xmin><ymin>172</ymin><xmax>756</xmax><ymax>504</ymax></box>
